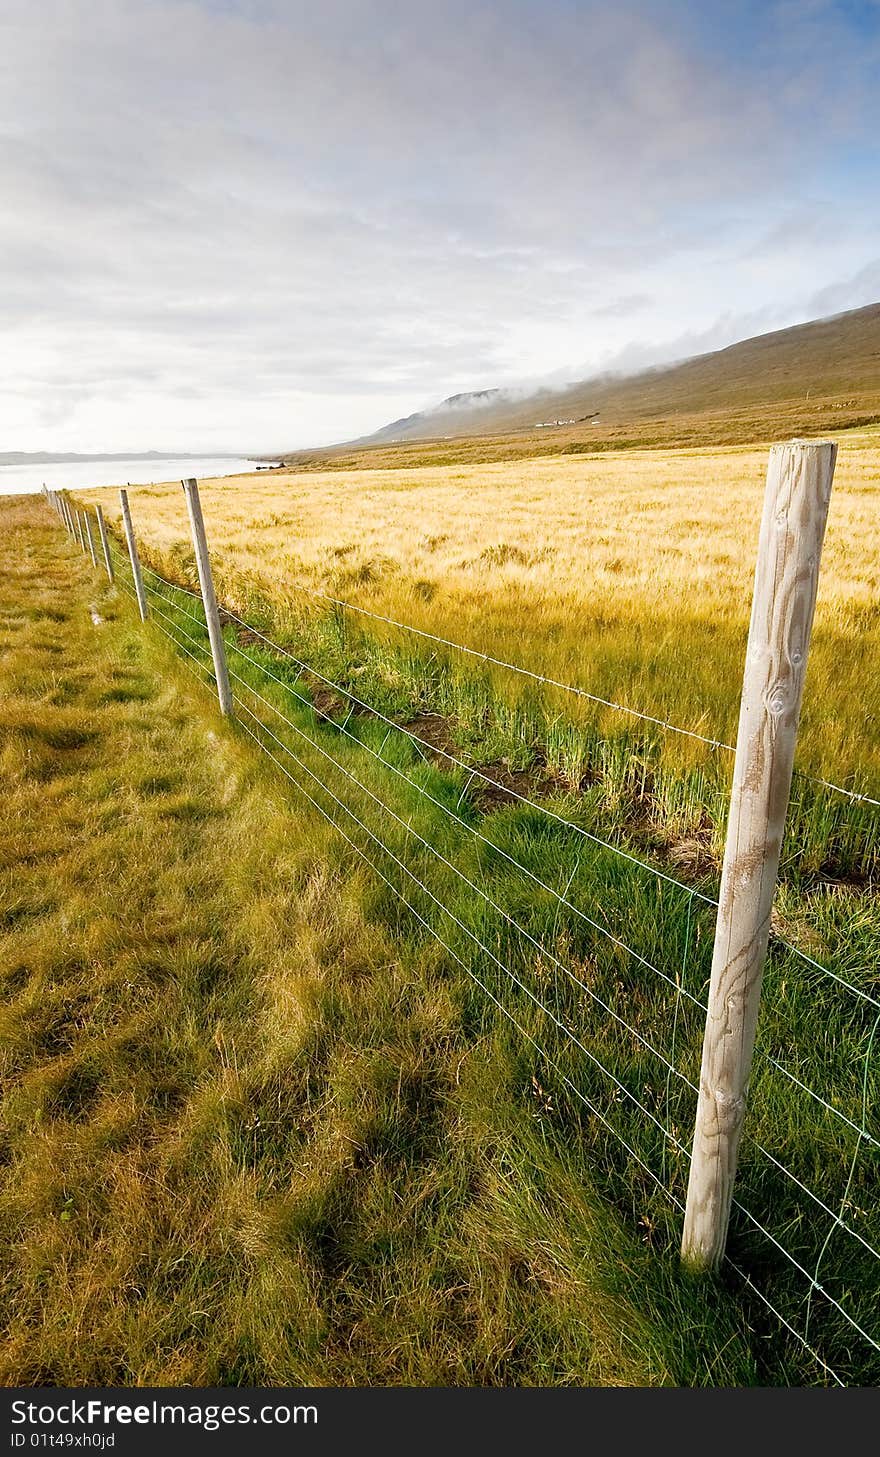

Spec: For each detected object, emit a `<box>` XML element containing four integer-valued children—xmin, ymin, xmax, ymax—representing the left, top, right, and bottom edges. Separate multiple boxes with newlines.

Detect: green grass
<box><xmin>1</xmin><ymin>494</ymin><xmax>774</xmax><ymax>1387</ymax></box>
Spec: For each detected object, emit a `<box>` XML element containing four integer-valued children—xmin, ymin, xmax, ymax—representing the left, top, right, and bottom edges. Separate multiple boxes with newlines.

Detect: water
<box><xmin>0</xmin><ymin>455</ymin><xmax>278</xmax><ymax>498</ymax></box>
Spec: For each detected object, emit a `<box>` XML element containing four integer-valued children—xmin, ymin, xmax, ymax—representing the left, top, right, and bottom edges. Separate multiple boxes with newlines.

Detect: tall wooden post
<box><xmin>83</xmin><ymin>509</ymin><xmax>98</xmax><ymax>568</ymax></box>
<box><xmin>119</xmin><ymin>488</ymin><xmax>149</xmax><ymax>623</ymax></box>
<box><xmin>681</xmin><ymin>439</ymin><xmax>837</xmax><ymax>1271</ymax></box>
<box><xmin>95</xmin><ymin>504</ymin><xmax>114</xmax><ymax>582</ymax></box>
<box><xmin>182</xmin><ymin>477</ymin><xmax>233</xmax><ymax>716</ymax></box>
<box><xmin>63</xmin><ymin>499</ymin><xmax>74</xmax><ymax>537</ymax></box>
<box><xmin>76</xmin><ymin>510</ymin><xmax>86</xmax><ymax>553</ymax></box>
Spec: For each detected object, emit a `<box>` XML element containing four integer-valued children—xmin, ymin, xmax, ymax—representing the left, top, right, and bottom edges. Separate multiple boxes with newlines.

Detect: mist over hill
<box><xmin>353</xmin><ymin>303</ymin><xmax>880</xmax><ymax>450</ymax></box>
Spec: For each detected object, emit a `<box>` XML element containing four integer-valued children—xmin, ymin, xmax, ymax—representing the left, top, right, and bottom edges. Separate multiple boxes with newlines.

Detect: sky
<box><xmin>1</xmin><ymin>0</ymin><xmax>879</xmax><ymax>454</ymax></box>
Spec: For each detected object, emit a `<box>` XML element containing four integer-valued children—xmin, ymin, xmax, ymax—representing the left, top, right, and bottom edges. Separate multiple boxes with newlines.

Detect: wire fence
<box><xmin>58</xmin><ymin>496</ymin><xmax>880</xmax><ymax>1386</ymax></box>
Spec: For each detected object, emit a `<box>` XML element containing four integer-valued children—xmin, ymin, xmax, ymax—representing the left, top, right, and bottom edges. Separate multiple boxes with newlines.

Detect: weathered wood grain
<box><xmin>681</xmin><ymin>439</ymin><xmax>838</xmax><ymax>1270</ymax></box>
<box><xmin>95</xmin><ymin>503</ymin><xmax>114</xmax><ymax>583</ymax></box>
<box><xmin>119</xmin><ymin>488</ymin><xmax>150</xmax><ymax>623</ymax></box>
<box><xmin>182</xmin><ymin>477</ymin><xmax>233</xmax><ymax>717</ymax></box>
<box><xmin>83</xmin><ymin>508</ymin><xmax>98</xmax><ymax>569</ymax></box>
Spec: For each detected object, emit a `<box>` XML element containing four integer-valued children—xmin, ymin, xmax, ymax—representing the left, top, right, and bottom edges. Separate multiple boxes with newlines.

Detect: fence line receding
<box><xmin>44</xmin><ymin>448</ymin><xmax>880</xmax><ymax>1386</ymax></box>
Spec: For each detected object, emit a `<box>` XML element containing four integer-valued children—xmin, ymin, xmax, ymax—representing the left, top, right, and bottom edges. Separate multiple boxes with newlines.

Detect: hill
<box><xmin>284</xmin><ymin>303</ymin><xmax>880</xmax><ymax>470</ymax></box>
<box><xmin>364</xmin><ymin>302</ymin><xmax>880</xmax><ymax>442</ymax></box>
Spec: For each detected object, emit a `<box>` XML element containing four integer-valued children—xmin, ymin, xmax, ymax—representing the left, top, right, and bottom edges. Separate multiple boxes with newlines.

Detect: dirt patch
<box><xmin>312</xmin><ymin>685</ymin><xmax>349</xmax><ymax>719</ymax></box>
<box><xmin>404</xmin><ymin>713</ymin><xmax>460</xmax><ymax>760</ymax></box>
<box><xmin>226</xmin><ymin>627</ymin><xmax>366</xmax><ymax>724</ymax></box>
<box><xmin>403</xmin><ymin>714</ymin><xmax>568</xmax><ymax>810</ymax></box>
<box><xmin>227</xmin><ymin>617</ymin><xmax>256</xmax><ymax>641</ymax></box>
<box><xmin>466</xmin><ymin>760</ymin><xmax>555</xmax><ymax>812</ymax></box>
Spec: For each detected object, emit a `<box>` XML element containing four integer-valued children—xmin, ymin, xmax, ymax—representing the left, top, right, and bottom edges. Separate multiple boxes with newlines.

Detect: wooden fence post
<box><xmin>83</xmin><ymin>508</ymin><xmax>98</xmax><ymax>568</ymax></box>
<box><xmin>182</xmin><ymin>477</ymin><xmax>233</xmax><ymax>717</ymax></box>
<box><xmin>76</xmin><ymin>510</ymin><xmax>86</xmax><ymax>553</ymax></box>
<box><xmin>95</xmin><ymin>504</ymin><xmax>114</xmax><ymax>582</ymax></box>
<box><xmin>63</xmin><ymin>498</ymin><xmax>74</xmax><ymax>537</ymax></box>
<box><xmin>119</xmin><ymin>488</ymin><xmax>149</xmax><ymax>623</ymax></box>
<box><xmin>681</xmin><ymin>439</ymin><xmax>838</xmax><ymax>1271</ymax></box>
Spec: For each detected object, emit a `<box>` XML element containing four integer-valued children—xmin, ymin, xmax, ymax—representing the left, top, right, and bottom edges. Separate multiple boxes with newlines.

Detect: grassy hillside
<box><xmin>1</xmin><ymin>494</ymin><xmax>768</xmax><ymax>1387</ymax></box>
<box><xmin>282</xmin><ymin>303</ymin><xmax>880</xmax><ymax>469</ymax></box>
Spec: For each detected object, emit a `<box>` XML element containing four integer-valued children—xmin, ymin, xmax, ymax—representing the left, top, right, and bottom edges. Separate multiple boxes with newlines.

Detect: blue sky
<box><xmin>1</xmin><ymin>0</ymin><xmax>878</xmax><ymax>452</ymax></box>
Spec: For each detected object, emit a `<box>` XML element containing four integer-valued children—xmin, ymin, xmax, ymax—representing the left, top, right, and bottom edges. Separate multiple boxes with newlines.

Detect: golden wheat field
<box><xmin>82</xmin><ymin>428</ymin><xmax>880</xmax><ymax>791</ymax></box>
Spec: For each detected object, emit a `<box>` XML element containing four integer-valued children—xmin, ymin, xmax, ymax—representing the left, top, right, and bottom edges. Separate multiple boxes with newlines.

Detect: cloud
<box><xmin>590</xmin><ymin>294</ymin><xmax>654</xmax><ymax>320</ymax></box>
<box><xmin>1</xmin><ymin>0</ymin><xmax>878</xmax><ymax>450</ymax></box>
<box><xmin>807</xmin><ymin>259</ymin><xmax>880</xmax><ymax>319</ymax></box>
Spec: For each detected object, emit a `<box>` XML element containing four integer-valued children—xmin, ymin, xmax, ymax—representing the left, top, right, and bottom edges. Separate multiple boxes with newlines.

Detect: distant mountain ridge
<box><xmin>353</xmin><ymin>302</ymin><xmax>880</xmax><ymax>449</ymax></box>
<box><xmin>0</xmin><ymin>451</ymin><xmax>237</xmax><ymax>467</ymax></box>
